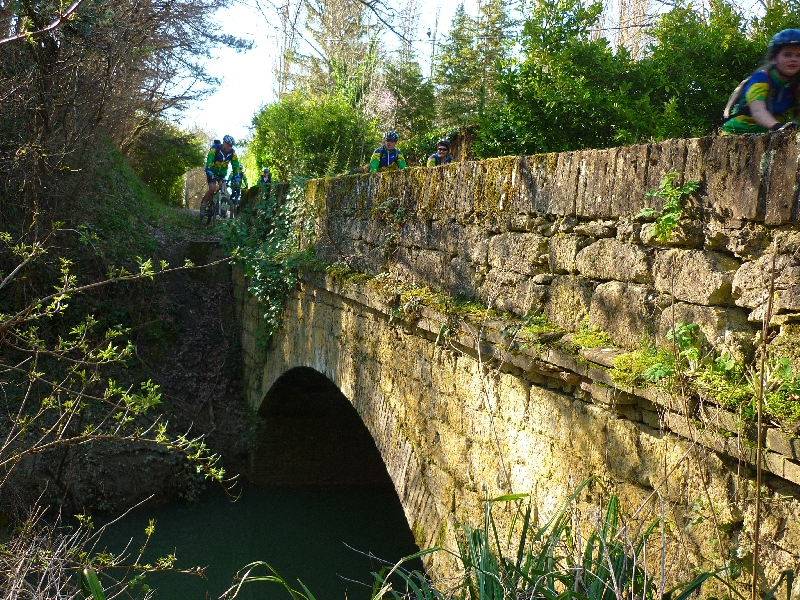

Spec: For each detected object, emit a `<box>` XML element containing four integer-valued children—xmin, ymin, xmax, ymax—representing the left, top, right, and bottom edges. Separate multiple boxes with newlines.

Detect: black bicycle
<box><xmin>199</xmin><ymin>177</ymin><xmax>228</xmax><ymax>226</ymax></box>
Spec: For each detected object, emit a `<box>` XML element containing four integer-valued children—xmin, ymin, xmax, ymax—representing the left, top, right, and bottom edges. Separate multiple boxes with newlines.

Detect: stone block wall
<box><xmin>236</xmin><ymin>133</ymin><xmax>800</xmax><ymax>594</ymax></box>
<box><xmin>236</xmin><ymin>271</ymin><xmax>800</xmax><ymax>593</ymax></box>
<box><xmin>307</xmin><ymin>133</ymin><xmax>800</xmax><ymax>359</ymax></box>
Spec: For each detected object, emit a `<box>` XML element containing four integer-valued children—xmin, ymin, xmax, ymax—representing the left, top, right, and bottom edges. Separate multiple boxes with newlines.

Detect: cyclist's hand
<box><xmin>205</xmin><ymin>167</ymin><xmax>214</xmax><ymax>177</ymax></box>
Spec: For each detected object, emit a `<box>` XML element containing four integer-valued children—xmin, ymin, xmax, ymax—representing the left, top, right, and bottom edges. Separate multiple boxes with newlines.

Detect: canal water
<box><xmin>99</xmin><ymin>482</ymin><xmax>422</xmax><ymax>600</ymax></box>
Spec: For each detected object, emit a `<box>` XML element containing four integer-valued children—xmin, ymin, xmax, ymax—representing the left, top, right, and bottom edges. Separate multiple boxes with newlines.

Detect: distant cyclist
<box><xmin>369</xmin><ymin>131</ymin><xmax>407</xmax><ymax>173</ymax></box>
<box><xmin>426</xmin><ymin>139</ymin><xmax>453</xmax><ymax>167</ymax></box>
<box><xmin>257</xmin><ymin>167</ymin><xmax>272</xmax><ymax>200</ymax></box>
<box><xmin>229</xmin><ymin>167</ymin><xmax>248</xmax><ymax>208</ymax></box>
<box><xmin>202</xmin><ymin>135</ymin><xmax>240</xmax><ymax>212</ymax></box>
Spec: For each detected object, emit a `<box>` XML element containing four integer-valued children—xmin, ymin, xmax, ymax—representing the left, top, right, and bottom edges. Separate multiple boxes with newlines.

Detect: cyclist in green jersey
<box><xmin>369</xmin><ymin>131</ymin><xmax>407</xmax><ymax>172</ymax></box>
<box><xmin>427</xmin><ymin>139</ymin><xmax>453</xmax><ymax>167</ymax></box>
<box><xmin>202</xmin><ymin>135</ymin><xmax>240</xmax><ymax>210</ymax></box>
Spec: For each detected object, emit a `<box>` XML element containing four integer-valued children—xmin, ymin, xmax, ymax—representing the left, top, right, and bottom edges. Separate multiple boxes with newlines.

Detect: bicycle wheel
<box><xmin>199</xmin><ymin>199</ymin><xmax>212</xmax><ymax>226</ymax></box>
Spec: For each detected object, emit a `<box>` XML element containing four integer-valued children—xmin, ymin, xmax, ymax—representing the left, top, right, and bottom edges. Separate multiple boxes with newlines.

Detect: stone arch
<box><xmin>249</xmin><ymin>366</ymin><xmax>394</xmax><ymax>487</ymax></box>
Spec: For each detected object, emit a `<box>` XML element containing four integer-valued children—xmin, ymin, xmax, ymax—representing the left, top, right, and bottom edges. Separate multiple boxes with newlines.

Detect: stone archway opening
<box><xmin>249</xmin><ymin>367</ymin><xmax>393</xmax><ymax>487</ymax></box>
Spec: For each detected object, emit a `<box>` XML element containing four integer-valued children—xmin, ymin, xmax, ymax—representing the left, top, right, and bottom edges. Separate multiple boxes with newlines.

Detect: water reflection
<box><xmin>99</xmin><ymin>483</ymin><xmax>421</xmax><ymax>599</ymax></box>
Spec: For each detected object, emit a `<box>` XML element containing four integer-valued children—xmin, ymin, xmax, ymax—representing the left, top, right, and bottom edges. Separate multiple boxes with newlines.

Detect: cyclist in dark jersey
<box><xmin>201</xmin><ymin>135</ymin><xmax>240</xmax><ymax>210</ymax></box>
<box><xmin>369</xmin><ymin>131</ymin><xmax>407</xmax><ymax>172</ymax></box>
<box><xmin>723</xmin><ymin>29</ymin><xmax>800</xmax><ymax>134</ymax></box>
<box><xmin>427</xmin><ymin>139</ymin><xmax>454</xmax><ymax>167</ymax></box>
<box><xmin>256</xmin><ymin>168</ymin><xmax>272</xmax><ymax>200</ymax></box>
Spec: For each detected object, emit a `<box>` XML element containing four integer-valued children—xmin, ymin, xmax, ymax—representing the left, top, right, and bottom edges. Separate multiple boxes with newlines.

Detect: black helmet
<box><xmin>437</xmin><ymin>139</ymin><xmax>450</xmax><ymax>149</ymax></box>
<box><xmin>262</xmin><ymin>167</ymin><xmax>270</xmax><ymax>173</ymax></box>
<box><xmin>223</xmin><ymin>134</ymin><xmax>235</xmax><ymax>146</ymax></box>
<box><xmin>384</xmin><ymin>131</ymin><xmax>399</xmax><ymax>142</ymax></box>
<box><xmin>769</xmin><ymin>29</ymin><xmax>800</xmax><ymax>58</ymax></box>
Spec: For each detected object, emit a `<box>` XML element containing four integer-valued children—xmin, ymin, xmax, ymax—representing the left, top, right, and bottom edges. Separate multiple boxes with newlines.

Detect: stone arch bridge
<box><xmin>236</xmin><ymin>134</ymin><xmax>800</xmax><ymax>583</ymax></box>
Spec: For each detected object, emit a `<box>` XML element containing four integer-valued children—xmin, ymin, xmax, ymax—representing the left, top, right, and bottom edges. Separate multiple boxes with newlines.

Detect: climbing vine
<box><xmin>223</xmin><ymin>181</ymin><xmax>320</xmax><ymax>346</ymax></box>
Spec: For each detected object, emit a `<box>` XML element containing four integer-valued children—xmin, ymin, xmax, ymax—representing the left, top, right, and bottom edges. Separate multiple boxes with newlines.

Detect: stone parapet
<box><xmin>307</xmin><ymin>133</ymin><xmax>800</xmax><ymax>358</ymax></box>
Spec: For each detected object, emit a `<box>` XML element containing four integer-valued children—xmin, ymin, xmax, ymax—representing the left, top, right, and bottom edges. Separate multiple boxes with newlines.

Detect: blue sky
<box><xmin>179</xmin><ymin>0</ymin><xmax>470</xmax><ymax>146</ymax></box>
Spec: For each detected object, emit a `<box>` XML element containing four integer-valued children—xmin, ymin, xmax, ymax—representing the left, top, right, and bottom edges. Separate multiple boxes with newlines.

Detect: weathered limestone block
<box><xmin>487</xmin><ymin>232</ymin><xmax>549</xmax><ymax>275</ymax></box>
<box><xmin>390</xmin><ymin>247</ymin><xmax>447</xmax><ymax>287</ymax></box>
<box><xmin>548</xmin><ymin>233</ymin><xmax>589</xmax><ymax>274</ymax></box>
<box><xmin>763</xmin><ymin>133</ymin><xmax>800</xmax><ymax>225</ymax></box>
<box><xmin>640</xmin><ymin>220</ymin><xmax>704</xmax><ymax>248</ymax></box>
<box><xmin>482</xmin><ymin>273</ymin><xmax>547</xmax><ymax>316</ymax></box>
<box><xmin>615</xmin><ymin>217</ymin><xmax>643</xmax><ymax>244</ymax></box>
<box><xmin>589</xmin><ymin>281</ymin><xmax>663</xmax><ymax>348</ymax></box>
<box><xmin>653</xmin><ymin>249</ymin><xmax>740</xmax><ymax>306</ymax></box>
<box><xmin>732</xmin><ymin>254</ymin><xmax>800</xmax><ymax>309</ymax></box>
<box><xmin>549</xmin><ymin>151</ymin><xmax>579</xmax><ymax>216</ymax></box>
<box><xmin>444</xmin><ymin>255</ymin><xmax>482</xmax><ymax>296</ymax></box>
<box><xmin>658</xmin><ymin>302</ymin><xmax>755</xmax><ymax>361</ymax></box>
<box><xmin>704</xmin><ymin>219</ymin><xmax>771</xmax><ymax>259</ymax></box>
<box><xmin>575</xmin><ymin>239</ymin><xmax>651</xmax><ymax>283</ymax></box>
<box><xmin>699</xmin><ymin>134</ymin><xmax>765</xmax><ymax>221</ymax></box>
<box><xmin>776</xmin><ymin>285</ymin><xmax>800</xmax><ymax>313</ymax></box>
<box><xmin>611</xmin><ymin>144</ymin><xmax>649</xmax><ymax>216</ymax></box>
<box><xmin>576</xmin><ymin>147</ymin><xmax>619</xmax><ymax>218</ymax></box>
<box><xmin>573</xmin><ymin>220</ymin><xmax>616</xmax><ymax>238</ymax></box>
<box><xmin>774</xmin><ymin>229</ymin><xmax>800</xmax><ymax>254</ymax></box>
<box><xmin>644</xmin><ymin>139</ymin><xmax>691</xmax><ymax>201</ymax></box>
<box><xmin>510</xmin><ymin>154</ymin><xmax>558</xmax><ymax>215</ymax></box>
<box><xmin>545</xmin><ymin>275</ymin><xmax>594</xmax><ymax>332</ymax></box>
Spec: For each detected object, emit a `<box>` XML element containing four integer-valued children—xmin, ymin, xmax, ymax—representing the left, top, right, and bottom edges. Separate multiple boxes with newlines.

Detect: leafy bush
<box><xmin>250</xmin><ymin>91</ymin><xmax>379</xmax><ymax>181</ymax></box>
<box><xmin>127</xmin><ymin>120</ymin><xmax>206</xmax><ymax>206</ymax></box>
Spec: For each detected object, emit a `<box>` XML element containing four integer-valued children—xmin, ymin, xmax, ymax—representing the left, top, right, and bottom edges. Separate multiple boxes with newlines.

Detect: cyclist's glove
<box><xmin>205</xmin><ymin>167</ymin><xmax>214</xmax><ymax>177</ymax></box>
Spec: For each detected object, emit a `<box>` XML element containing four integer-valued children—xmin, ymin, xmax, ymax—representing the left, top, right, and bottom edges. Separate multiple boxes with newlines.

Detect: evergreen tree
<box><xmin>286</xmin><ymin>0</ymin><xmax>380</xmax><ymax>102</ymax></box>
<box><xmin>433</xmin><ymin>0</ymin><xmax>513</xmax><ymax>128</ymax></box>
<box><xmin>384</xmin><ymin>57</ymin><xmax>436</xmax><ymax>139</ymax></box>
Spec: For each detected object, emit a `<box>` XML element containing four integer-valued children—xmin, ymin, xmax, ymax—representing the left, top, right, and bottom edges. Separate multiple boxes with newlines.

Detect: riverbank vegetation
<box><xmin>223</xmin><ymin>477</ymin><xmax>768</xmax><ymax>600</ymax></box>
<box><xmin>0</xmin><ymin>0</ymin><xmax>246</xmax><ymax>587</ymax></box>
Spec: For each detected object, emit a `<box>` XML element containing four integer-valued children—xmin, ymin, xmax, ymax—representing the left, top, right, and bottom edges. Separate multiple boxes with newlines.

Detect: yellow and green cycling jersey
<box><xmin>231</xmin><ymin>173</ymin><xmax>248</xmax><ymax>189</ymax></box>
<box><xmin>206</xmin><ymin>143</ymin><xmax>240</xmax><ymax>178</ymax></box>
<box><xmin>722</xmin><ymin>68</ymin><xmax>798</xmax><ymax>134</ymax></box>
<box><xmin>369</xmin><ymin>146</ymin><xmax>407</xmax><ymax>172</ymax></box>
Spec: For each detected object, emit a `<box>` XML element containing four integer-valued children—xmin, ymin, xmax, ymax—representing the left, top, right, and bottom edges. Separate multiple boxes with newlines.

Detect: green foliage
<box><xmin>385</xmin><ymin>59</ymin><xmax>436</xmax><ymax>140</ymax></box>
<box><xmin>643</xmin><ymin>1</ymin><xmax>760</xmax><ymax>139</ymax></box>
<box><xmin>250</xmin><ymin>91</ymin><xmax>378</xmax><ymax>181</ymax></box>
<box><xmin>571</xmin><ymin>318</ymin><xmax>612</xmax><ymax>350</ymax></box>
<box><xmin>473</xmin><ymin>0</ymin><xmax>800</xmax><ymax>156</ymax></box>
<box><xmin>127</xmin><ymin>120</ymin><xmax>205</xmax><ymax>206</ymax></box>
<box><xmin>612</xmin><ymin>345</ymin><xmax>669</xmax><ymax>388</ymax></box>
<box><xmin>433</xmin><ymin>0</ymin><xmax>514</xmax><ymax>129</ymax></box>
<box><xmin>474</xmin><ymin>0</ymin><xmax>653</xmax><ymax>157</ymax></box>
<box><xmin>0</xmin><ymin>229</ymin><xmax>229</xmax><ymax>598</ymax></box>
<box><xmin>637</xmin><ymin>172</ymin><xmax>700</xmax><ymax>243</ymax></box>
<box><xmin>750</xmin><ymin>356</ymin><xmax>800</xmax><ymax>425</ymax></box>
<box><xmin>613</xmin><ymin>323</ymin><xmax>703</xmax><ymax>387</ymax></box>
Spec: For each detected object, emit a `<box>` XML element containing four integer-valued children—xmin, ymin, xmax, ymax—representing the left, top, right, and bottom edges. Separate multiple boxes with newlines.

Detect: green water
<box><xmin>99</xmin><ymin>483</ymin><xmax>422</xmax><ymax>600</ymax></box>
